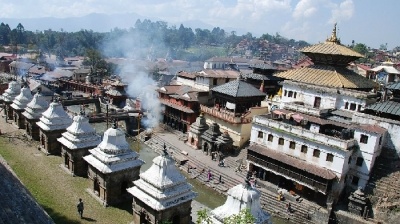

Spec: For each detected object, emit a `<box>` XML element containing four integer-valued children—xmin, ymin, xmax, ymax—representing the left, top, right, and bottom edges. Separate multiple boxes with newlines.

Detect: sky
<box><xmin>0</xmin><ymin>0</ymin><xmax>398</xmax><ymax>49</ymax></box>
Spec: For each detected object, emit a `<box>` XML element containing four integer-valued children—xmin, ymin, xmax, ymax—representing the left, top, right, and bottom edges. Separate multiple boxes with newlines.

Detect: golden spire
<box><xmin>326</xmin><ymin>23</ymin><xmax>340</xmax><ymax>44</ymax></box>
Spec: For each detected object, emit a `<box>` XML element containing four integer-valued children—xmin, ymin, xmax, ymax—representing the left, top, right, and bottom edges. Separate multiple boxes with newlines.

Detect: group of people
<box><xmin>211</xmin><ymin>151</ymin><xmax>226</xmax><ymax>167</ymax></box>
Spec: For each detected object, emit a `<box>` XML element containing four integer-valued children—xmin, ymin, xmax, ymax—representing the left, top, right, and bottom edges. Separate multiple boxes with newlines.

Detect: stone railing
<box><xmin>200</xmin><ymin>105</ymin><xmax>253</xmax><ymax>124</ymax></box>
<box><xmin>253</xmin><ymin>116</ymin><xmax>357</xmax><ymax>150</ymax></box>
<box><xmin>283</xmin><ymin>102</ymin><xmax>331</xmax><ymax>116</ymax></box>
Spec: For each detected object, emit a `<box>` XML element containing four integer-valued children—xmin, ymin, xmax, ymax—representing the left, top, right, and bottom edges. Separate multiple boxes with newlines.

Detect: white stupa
<box><xmin>11</xmin><ymin>85</ymin><xmax>33</xmax><ymax>111</ymax></box>
<box><xmin>210</xmin><ymin>180</ymin><xmax>271</xmax><ymax>224</ymax></box>
<box><xmin>36</xmin><ymin>100</ymin><xmax>73</xmax><ymax>132</ymax></box>
<box><xmin>22</xmin><ymin>91</ymin><xmax>49</xmax><ymax>121</ymax></box>
<box><xmin>58</xmin><ymin>111</ymin><xmax>101</xmax><ymax>150</ymax></box>
<box><xmin>83</xmin><ymin>124</ymin><xmax>144</xmax><ymax>205</ymax></box>
<box><xmin>127</xmin><ymin>143</ymin><xmax>197</xmax><ymax>223</ymax></box>
<box><xmin>1</xmin><ymin>80</ymin><xmax>21</xmax><ymax>103</ymax></box>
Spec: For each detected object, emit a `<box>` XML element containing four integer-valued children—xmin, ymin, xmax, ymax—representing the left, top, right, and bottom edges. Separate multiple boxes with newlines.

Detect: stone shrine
<box><xmin>215</xmin><ymin>131</ymin><xmax>234</xmax><ymax>154</ymax></box>
<box><xmin>127</xmin><ymin>143</ymin><xmax>197</xmax><ymax>224</ymax></box>
<box><xmin>10</xmin><ymin>85</ymin><xmax>33</xmax><ymax>129</ymax></box>
<box><xmin>22</xmin><ymin>90</ymin><xmax>49</xmax><ymax>141</ymax></box>
<box><xmin>36</xmin><ymin>99</ymin><xmax>72</xmax><ymax>155</ymax></box>
<box><xmin>83</xmin><ymin>124</ymin><xmax>144</xmax><ymax>206</ymax></box>
<box><xmin>201</xmin><ymin>122</ymin><xmax>221</xmax><ymax>155</ymax></box>
<box><xmin>210</xmin><ymin>179</ymin><xmax>271</xmax><ymax>224</ymax></box>
<box><xmin>1</xmin><ymin>80</ymin><xmax>21</xmax><ymax>120</ymax></box>
<box><xmin>57</xmin><ymin>110</ymin><xmax>101</xmax><ymax>176</ymax></box>
<box><xmin>348</xmin><ymin>187</ymin><xmax>369</xmax><ymax>217</ymax></box>
<box><xmin>187</xmin><ymin>113</ymin><xmax>208</xmax><ymax>149</ymax></box>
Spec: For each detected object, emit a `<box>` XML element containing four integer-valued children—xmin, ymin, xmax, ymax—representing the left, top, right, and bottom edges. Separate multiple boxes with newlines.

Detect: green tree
<box><xmin>353</xmin><ymin>43</ymin><xmax>368</xmax><ymax>55</ymax></box>
<box><xmin>197</xmin><ymin>208</ymin><xmax>255</xmax><ymax>224</ymax></box>
<box><xmin>196</xmin><ymin>208</ymin><xmax>212</xmax><ymax>224</ymax></box>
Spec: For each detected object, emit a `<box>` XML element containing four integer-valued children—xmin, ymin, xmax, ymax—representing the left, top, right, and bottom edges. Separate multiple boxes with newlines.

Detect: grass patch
<box><xmin>0</xmin><ymin>137</ymin><xmax>132</xmax><ymax>224</ymax></box>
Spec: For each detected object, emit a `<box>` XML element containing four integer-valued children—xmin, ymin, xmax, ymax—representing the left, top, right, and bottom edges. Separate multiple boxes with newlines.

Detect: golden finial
<box><xmin>326</xmin><ymin>23</ymin><xmax>340</xmax><ymax>44</ymax></box>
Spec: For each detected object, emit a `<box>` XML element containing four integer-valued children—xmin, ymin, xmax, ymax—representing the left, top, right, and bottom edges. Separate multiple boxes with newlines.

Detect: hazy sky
<box><xmin>0</xmin><ymin>0</ymin><xmax>398</xmax><ymax>49</ymax></box>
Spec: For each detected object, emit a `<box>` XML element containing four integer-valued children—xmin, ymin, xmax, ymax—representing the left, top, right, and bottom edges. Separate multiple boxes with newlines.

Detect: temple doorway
<box><xmin>64</xmin><ymin>153</ymin><xmax>70</xmax><ymax>169</ymax></box>
<box><xmin>93</xmin><ymin>178</ymin><xmax>100</xmax><ymax>196</ymax></box>
<box><xmin>172</xmin><ymin>214</ymin><xmax>180</xmax><ymax>224</ymax></box>
<box><xmin>140</xmin><ymin>211</ymin><xmax>149</xmax><ymax>224</ymax></box>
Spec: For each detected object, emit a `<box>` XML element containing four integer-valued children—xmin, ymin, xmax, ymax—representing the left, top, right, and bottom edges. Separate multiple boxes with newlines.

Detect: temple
<box><xmin>36</xmin><ymin>99</ymin><xmax>73</xmax><ymax>155</ymax></box>
<box><xmin>10</xmin><ymin>85</ymin><xmax>33</xmax><ymax>129</ymax></box>
<box><xmin>22</xmin><ymin>90</ymin><xmax>49</xmax><ymax>141</ymax></box>
<box><xmin>210</xmin><ymin>179</ymin><xmax>271</xmax><ymax>224</ymax></box>
<box><xmin>83</xmin><ymin>123</ymin><xmax>144</xmax><ymax>206</ymax></box>
<box><xmin>127</xmin><ymin>143</ymin><xmax>197</xmax><ymax>224</ymax></box>
<box><xmin>57</xmin><ymin>110</ymin><xmax>101</xmax><ymax>176</ymax></box>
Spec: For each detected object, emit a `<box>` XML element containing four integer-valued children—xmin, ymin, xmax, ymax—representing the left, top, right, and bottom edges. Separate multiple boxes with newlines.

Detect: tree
<box><xmin>353</xmin><ymin>43</ymin><xmax>368</xmax><ymax>55</ymax></box>
<box><xmin>196</xmin><ymin>208</ymin><xmax>255</xmax><ymax>224</ymax></box>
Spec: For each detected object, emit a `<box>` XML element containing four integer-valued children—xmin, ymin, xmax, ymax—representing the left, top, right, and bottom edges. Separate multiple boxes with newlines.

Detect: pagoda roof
<box><xmin>10</xmin><ymin>86</ymin><xmax>32</xmax><ymax>110</ymax></box>
<box><xmin>83</xmin><ymin>126</ymin><xmax>144</xmax><ymax>173</ymax></box>
<box><xmin>36</xmin><ymin>101</ymin><xmax>72</xmax><ymax>131</ymax></box>
<box><xmin>127</xmin><ymin>148</ymin><xmax>197</xmax><ymax>211</ymax></box>
<box><xmin>57</xmin><ymin>114</ymin><xmax>101</xmax><ymax>150</ymax></box>
<box><xmin>212</xmin><ymin>79</ymin><xmax>266</xmax><ymax>98</ymax></box>
<box><xmin>276</xmin><ymin>65</ymin><xmax>376</xmax><ymax>89</ymax></box>
<box><xmin>301</xmin><ymin>41</ymin><xmax>363</xmax><ymax>58</ymax></box>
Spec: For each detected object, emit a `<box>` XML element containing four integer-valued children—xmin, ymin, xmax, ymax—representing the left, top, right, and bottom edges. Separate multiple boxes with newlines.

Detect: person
<box><xmin>207</xmin><ymin>170</ymin><xmax>212</xmax><ymax>182</ymax></box>
<box><xmin>286</xmin><ymin>202</ymin><xmax>292</xmax><ymax>213</ymax></box>
<box><xmin>77</xmin><ymin>198</ymin><xmax>84</xmax><ymax>218</ymax></box>
<box><xmin>219</xmin><ymin>175</ymin><xmax>222</xmax><ymax>183</ymax></box>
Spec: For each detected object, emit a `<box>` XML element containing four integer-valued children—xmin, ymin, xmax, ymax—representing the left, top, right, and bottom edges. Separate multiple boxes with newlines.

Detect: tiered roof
<box><xmin>22</xmin><ymin>92</ymin><xmax>49</xmax><ymax>120</ymax></box>
<box><xmin>210</xmin><ymin>181</ymin><xmax>271</xmax><ymax>224</ymax></box>
<box><xmin>36</xmin><ymin>100</ymin><xmax>72</xmax><ymax>131</ymax></box>
<box><xmin>10</xmin><ymin>86</ymin><xmax>33</xmax><ymax>110</ymax></box>
<box><xmin>57</xmin><ymin>113</ymin><xmax>101</xmax><ymax>149</ymax></box>
<box><xmin>276</xmin><ymin>24</ymin><xmax>376</xmax><ymax>90</ymax></box>
<box><xmin>83</xmin><ymin>125</ymin><xmax>144</xmax><ymax>173</ymax></box>
<box><xmin>1</xmin><ymin>81</ymin><xmax>21</xmax><ymax>103</ymax></box>
<box><xmin>127</xmin><ymin>144</ymin><xmax>196</xmax><ymax>211</ymax></box>
<box><xmin>201</xmin><ymin>122</ymin><xmax>221</xmax><ymax>143</ymax></box>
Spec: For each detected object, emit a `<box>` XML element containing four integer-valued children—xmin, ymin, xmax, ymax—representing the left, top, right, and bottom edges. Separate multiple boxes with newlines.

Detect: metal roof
<box><xmin>365</xmin><ymin>101</ymin><xmax>400</xmax><ymax>116</ymax></box>
<box><xmin>386</xmin><ymin>82</ymin><xmax>400</xmax><ymax>91</ymax></box>
<box><xmin>211</xmin><ymin>79</ymin><xmax>266</xmax><ymax>98</ymax></box>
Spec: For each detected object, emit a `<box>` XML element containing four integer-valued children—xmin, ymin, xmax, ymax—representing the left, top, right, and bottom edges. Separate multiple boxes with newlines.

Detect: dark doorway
<box><xmin>314</xmin><ymin>97</ymin><xmax>321</xmax><ymax>108</ymax></box>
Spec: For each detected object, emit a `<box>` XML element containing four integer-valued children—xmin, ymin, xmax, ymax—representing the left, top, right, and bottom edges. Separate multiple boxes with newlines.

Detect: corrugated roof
<box><xmin>387</xmin><ymin>82</ymin><xmax>400</xmax><ymax>90</ymax></box>
<box><xmin>212</xmin><ymin>79</ymin><xmax>266</xmax><ymax>97</ymax></box>
<box><xmin>248</xmin><ymin>144</ymin><xmax>336</xmax><ymax>180</ymax></box>
<box><xmin>198</xmin><ymin>69</ymin><xmax>239</xmax><ymax>78</ymax></box>
<box><xmin>365</xmin><ymin>101</ymin><xmax>400</xmax><ymax>116</ymax></box>
<box><xmin>275</xmin><ymin>65</ymin><xmax>376</xmax><ymax>89</ymax></box>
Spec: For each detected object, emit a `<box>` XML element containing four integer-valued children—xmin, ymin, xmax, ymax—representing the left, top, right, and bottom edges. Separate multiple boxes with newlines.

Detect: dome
<box><xmin>66</xmin><ymin>114</ymin><xmax>96</xmax><ymax>136</ymax></box>
<box><xmin>210</xmin><ymin>181</ymin><xmax>271</xmax><ymax>224</ymax></box>
<box><xmin>11</xmin><ymin>86</ymin><xmax>33</xmax><ymax>110</ymax></box>
<box><xmin>97</xmin><ymin>126</ymin><xmax>131</xmax><ymax>154</ymax></box>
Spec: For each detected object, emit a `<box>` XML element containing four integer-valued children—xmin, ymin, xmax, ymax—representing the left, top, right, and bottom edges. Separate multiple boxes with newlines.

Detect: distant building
<box><xmin>9</xmin><ymin>61</ymin><xmax>34</xmax><ymax>76</ymax></box>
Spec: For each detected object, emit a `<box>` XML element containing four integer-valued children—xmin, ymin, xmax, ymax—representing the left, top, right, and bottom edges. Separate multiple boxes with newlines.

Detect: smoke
<box><xmin>100</xmin><ymin>26</ymin><xmax>170</xmax><ymax>129</ymax></box>
<box><xmin>118</xmin><ymin>65</ymin><xmax>163</xmax><ymax>129</ymax></box>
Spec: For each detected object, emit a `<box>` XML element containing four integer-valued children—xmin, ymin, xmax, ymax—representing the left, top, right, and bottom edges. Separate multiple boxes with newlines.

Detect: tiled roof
<box><xmin>352</xmin><ymin>124</ymin><xmax>387</xmax><ymax>135</ymax></box>
<box><xmin>248</xmin><ymin>144</ymin><xmax>336</xmax><ymax>180</ymax></box>
<box><xmin>242</xmin><ymin>73</ymin><xmax>280</xmax><ymax>81</ymax></box>
<box><xmin>198</xmin><ymin>69</ymin><xmax>240</xmax><ymax>78</ymax></box>
<box><xmin>365</xmin><ymin>101</ymin><xmax>400</xmax><ymax>116</ymax></box>
<box><xmin>301</xmin><ymin>41</ymin><xmax>363</xmax><ymax>58</ymax></box>
<box><xmin>212</xmin><ymin>79</ymin><xmax>266</xmax><ymax>98</ymax></box>
<box><xmin>387</xmin><ymin>82</ymin><xmax>400</xmax><ymax>90</ymax></box>
<box><xmin>177</xmin><ymin>71</ymin><xmax>196</xmax><ymax>79</ymax></box>
<box><xmin>275</xmin><ymin>65</ymin><xmax>376</xmax><ymax>89</ymax></box>
<box><xmin>206</xmin><ymin>57</ymin><xmax>249</xmax><ymax>63</ymax></box>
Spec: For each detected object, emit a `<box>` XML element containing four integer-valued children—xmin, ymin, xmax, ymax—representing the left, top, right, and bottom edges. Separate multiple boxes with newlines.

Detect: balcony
<box><xmin>200</xmin><ymin>105</ymin><xmax>253</xmax><ymax>124</ymax></box>
<box><xmin>248</xmin><ymin>153</ymin><xmax>330</xmax><ymax>193</ymax></box>
<box><xmin>253</xmin><ymin>115</ymin><xmax>357</xmax><ymax>150</ymax></box>
<box><xmin>283</xmin><ymin>101</ymin><xmax>331</xmax><ymax>117</ymax></box>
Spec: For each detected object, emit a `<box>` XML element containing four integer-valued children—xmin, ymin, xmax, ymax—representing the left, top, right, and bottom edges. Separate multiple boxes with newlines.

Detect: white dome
<box><xmin>11</xmin><ymin>86</ymin><xmax>33</xmax><ymax>110</ymax></box>
<box><xmin>37</xmin><ymin>101</ymin><xmax>72</xmax><ymax>131</ymax></box>
<box><xmin>22</xmin><ymin>92</ymin><xmax>49</xmax><ymax>120</ymax></box>
<box><xmin>2</xmin><ymin>81</ymin><xmax>21</xmax><ymax>102</ymax></box>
